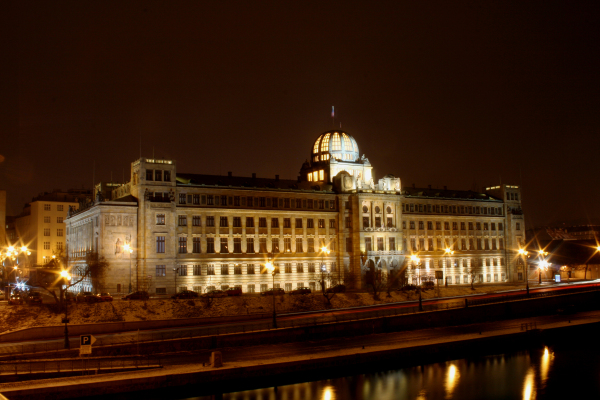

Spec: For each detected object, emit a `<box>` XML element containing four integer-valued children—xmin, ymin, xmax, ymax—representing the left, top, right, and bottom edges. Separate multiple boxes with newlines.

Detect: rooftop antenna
<box><xmin>331</xmin><ymin>106</ymin><xmax>335</xmax><ymax>129</ymax></box>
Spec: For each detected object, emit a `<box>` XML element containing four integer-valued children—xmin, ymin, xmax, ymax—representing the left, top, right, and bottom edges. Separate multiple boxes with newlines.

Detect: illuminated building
<box><xmin>65</xmin><ymin>130</ymin><xmax>525</xmax><ymax>294</ymax></box>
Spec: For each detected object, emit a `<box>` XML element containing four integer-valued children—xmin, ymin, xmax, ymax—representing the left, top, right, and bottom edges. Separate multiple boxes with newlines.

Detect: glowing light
<box><xmin>445</xmin><ymin>248</ymin><xmax>454</xmax><ymax>255</ymax></box>
<box><xmin>541</xmin><ymin>346</ymin><xmax>553</xmax><ymax>383</ymax></box>
<box><xmin>60</xmin><ymin>270</ymin><xmax>71</xmax><ymax>280</ymax></box>
<box><xmin>20</xmin><ymin>246</ymin><xmax>27</xmax><ymax>253</ymax></box>
<box><xmin>522</xmin><ymin>368</ymin><xmax>535</xmax><ymax>400</ymax></box>
<box><xmin>322</xmin><ymin>386</ymin><xmax>335</xmax><ymax>400</ymax></box>
<box><xmin>445</xmin><ymin>364</ymin><xmax>460</xmax><ymax>398</ymax></box>
<box><xmin>410</xmin><ymin>255</ymin><xmax>420</xmax><ymax>263</ymax></box>
<box><xmin>319</xmin><ymin>169</ymin><xmax>324</xmax><ymax>181</ymax></box>
<box><xmin>8</xmin><ymin>246</ymin><xmax>15</xmax><ymax>252</ymax></box>
<box><xmin>518</xmin><ymin>248</ymin><xmax>528</xmax><ymax>255</ymax></box>
<box><xmin>265</xmin><ymin>261</ymin><xmax>274</xmax><ymax>274</ymax></box>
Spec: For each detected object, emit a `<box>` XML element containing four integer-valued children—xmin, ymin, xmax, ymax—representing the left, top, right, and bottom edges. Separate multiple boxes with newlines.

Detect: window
<box><xmin>156</xmin><ymin>214</ymin><xmax>165</xmax><ymax>225</ymax></box>
<box><xmin>246</xmin><ymin>237</ymin><xmax>254</xmax><ymax>253</ymax></box>
<box><xmin>178</xmin><ymin>215</ymin><xmax>187</xmax><ymax>226</ymax></box>
<box><xmin>234</xmin><ymin>196</ymin><xmax>240</xmax><ymax>206</ymax></box>
<box><xmin>428</xmin><ymin>238</ymin><xmax>433</xmax><ymax>251</ymax></box>
<box><xmin>419</xmin><ymin>221</ymin><xmax>424</xmax><ymax>230</ymax></box>
<box><xmin>308</xmin><ymin>238</ymin><xmax>315</xmax><ymax>253</ymax></box>
<box><xmin>306</xmin><ymin>219</ymin><xmax>314</xmax><ymax>229</ymax></box>
<box><xmin>516</xmin><ymin>223</ymin><xmax>521</xmax><ymax>230</ymax></box>
<box><xmin>259</xmin><ymin>238</ymin><xmax>267</xmax><ymax>253</ymax></box>
<box><xmin>484</xmin><ymin>239</ymin><xmax>490</xmax><ymax>250</ymax></box>
<box><xmin>346</xmin><ymin>237</ymin><xmax>353</xmax><ymax>252</ymax></box>
<box><xmin>284</xmin><ymin>218</ymin><xmax>291</xmax><ymax>228</ymax></box>
<box><xmin>284</xmin><ymin>238</ymin><xmax>291</xmax><ymax>252</ymax></box>
<box><xmin>156</xmin><ymin>265</ymin><xmax>166</xmax><ymax>277</ymax></box>
<box><xmin>477</xmin><ymin>238</ymin><xmax>482</xmax><ymax>250</ymax></box>
<box><xmin>247</xmin><ymin>197</ymin><xmax>253</xmax><ymax>207</ymax></box>
<box><xmin>436</xmin><ymin>222</ymin><xmax>441</xmax><ymax>230</ymax></box>
<box><xmin>365</xmin><ymin>237</ymin><xmax>372</xmax><ymax>252</ymax></box>
<box><xmin>233</xmin><ymin>238</ymin><xmax>242</xmax><ymax>253</ymax></box>
<box><xmin>375</xmin><ymin>217</ymin><xmax>381</xmax><ymax>227</ymax></box>
<box><xmin>206</xmin><ymin>238</ymin><xmax>215</xmax><ymax>253</ymax></box>
<box><xmin>57</xmin><ymin>205</ymin><xmax>63</xmax><ymax>211</ymax></box>
<box><xmin>307</xmin><ymin>263</ymin><xmax>315</xmax><ymax>273</ymax></box>
<box><xmin>487</xmin><ymin>274</ymin><xmax>492</xmax><ymax>283</ymax></box>
<box><xmin>483</xmin><ymin>223</ymin><xmax>489</xmax><ymax>231</ymax></box>
<box><xmin>206</xmin><ymin>216</ymin><xmax>215</xmax><ymax>227</ymax></box>
<box><xmin>178</xmin><ymin>237</ymin><xmax>187</xmax><ymax>253</ymax></box>
<box><xmin>259</xmin><ymin>218</ymin><xmax>267</xmax><ymax>228</ymax></box>
<box><xmin>318</xmin><ymin>219</ymin><xmax>325</xmax><ymax>228</ymax></box>
<box><xmin>284</xmin><ymin>263</ymin><xmax>292</xmax><ymax>273</ymax></box>
<box><xmin>44</xmin><ymin>228</ymin><xmax>50</xmax><ymax>236</ymax></box>
<box><xmin>154</xmin><ymin>170</ymin><xmax>162</xmax><ymax>181</ymax></box>
<box><xmin>376</xmin><ymin>237</ymin><xmax>384</xmax><ymax>251</ymax></box>
<box><xmin>220</xmin><ymin>196</ymin><xmax>227</xmax><ymax>206</ymax></box>
<box><xmin>295</xmin><ymin>218</ymin><xmax>303</xmax><ymax>228</ymax></box>
<box><xmin>402</xmin><ymin>221</ymin><xmax>406</xmax><ymax>229</ymax></box>
<box><xmin>44</xmin><ymin>216</ymin><xmax>51</xmax><ymax>223</ymax></box>
<box><xmin>154</xmin><ymin>236</ymin><xmax>166</xmax><ymax>253</ymax></box>
<box><xmin>221</xmin><ymin>264</ymin><xmax>229</xmax><ymax>275</ymax></box>
<box><xmin>207</xmin><ymin>265</ymin><xmax>215</xmax><ymax>275</ymax></box>
<box><xmin>409</xmin><ymin>221</ymin><xmax>415</xmax><ymax>230</ymax></box>
<box><xmin>468</xmin><ymin>222</ymin><xmax>474</xmax><ymax>230</ymax></box>
<box><xmin>492</xmin><ymin>239</ymin><xmax>497</xmax><ymax>250</ymax></box>
<box><xmin>193</xmin><ymin>265</ymin><xmax>201</xmax><ymax>276</ymax></box>
<box><xmin>57</xmin><ymin>229</ymin><xmax>63</xmax><ymax>236</ymax></box>
<box><xmin>410</xmin><ymin>239</ymin><xmax>416</xmax><ymax>251</ymax></box>
<box><xmin>272</xmin><ymin>238</ymin><xmax>280</xmax><ymax>253</ymax></box>
<box><xmin>220</xmin><ymin>238</ymin><xmax>228</xmax><ymax>253</ymax></box>
<box><xmin>43</xmin><ymin>242</ymin><xmax>50</xmax><ymax>250</ymax></box>
<box><xmin>220</xmin><ymin>217</ymin><xmax>228</xmax><ymax>227</ymax></box>
<box><xmin>57</xmin><ymin>217</ymin><xmax>64</xmax><ymax>223</ymax></box>
<box><xmin>179</xmin><ymin>193</ymin><xmax>186</xmax><ymax>204</ymax></box>
<box><xmin>179</xmin><ymin>265</ymin><xmax>188</xmax><ymax>276</ymax></box>
<box><xmin>44</xmin><ymin>204</ymin><xmax>51</xmax><ymax>211</ymax></box>
<box><xmin>491</xmin><ymin>223</ymin><xmax>496</xmax><ymax>231</ymax></box>
<box><xmin>387</xmin><ymin>217</ymin><xmax>393</xmax><ymax>227</ymax></box>
<box><xmin>207</xmin><ymin>195</ymin><xmax>214</xmax><ymax>205</ymax></box>
<box><xmin>498</xmin><ymin>223</ymin><xmax>503</xmax><ymax>230</ymax></box>
<box><xmin>295</xmin><ymin>238</ymin><xmax>303</xmax><ymax>252</ymax></box>
<box><xmin>499</xmin><ymin>238</ymin><xmax>504</xmax><ymax>250</ymax></box>
<box><xmin>234</xmin><ymin>264</ymin><xmax>242</xmax><ymax>274</ymax></box>
<box><xmin>476</xmin><ymin>222</ymin><xmax>481</xmax><ymax>230</ymax></box>
<box><xmin>246</xmin><ymin>217</ymin><xmax>255</xmax><ymax>227</ymax></box>
<box><xmin>419</xmin><ymin>238</ymin><xmax>425</xmax><ymax>250</ymax></box>
<box><xmin>192</xmin><ymin>216</ymin><xmax>201</xmax><ymax>226</ymax></box>
<box><xmin>427</xmin><ymin>221</ymin><xmax>433</xmax><ymax>230</ymax></box>
<box><xmin>192</xmin><ymin>194</ymin><xmax>200</xmax><ymax>205</ymax></box>
<box><xmin>272</xmin><ymin>197</ymin><xmax>279</xmax><ymax>208</ymax></box>
<box><xmin>462</xmin><ymin>239</ymin><xmax>467</xmax><ymax>250</ymax></box>
<box><xmin>193</xmin><ymin>237</ymin><xmax>201</xmax><ymax>253</ymax></box>
<box><xmin>444</xmin><ymin>222</ymin><xmax>450</xmax><ymax>230</ymax></box>
<box><xmin>233</xmin><ymin>217</ymin><xmax>242</xmax><ymax>227</ymax></box>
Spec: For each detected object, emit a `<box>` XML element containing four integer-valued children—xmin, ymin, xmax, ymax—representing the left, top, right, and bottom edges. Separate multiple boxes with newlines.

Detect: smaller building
<box><xmin>527</xmin><ymin>240</ymin><xmax>600</xmax><ymax>281</ymax></box>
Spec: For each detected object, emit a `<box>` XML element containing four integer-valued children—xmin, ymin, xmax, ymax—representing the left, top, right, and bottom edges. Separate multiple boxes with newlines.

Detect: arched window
<box><xmin>320</xmin><ymin>133</ymin><xmax>330</xmax><ymax>152</ymax></box>
<box><xmin>331</xmin><ymin>132</ymin><xmax>341</xmax><ymax>151</ymax></box>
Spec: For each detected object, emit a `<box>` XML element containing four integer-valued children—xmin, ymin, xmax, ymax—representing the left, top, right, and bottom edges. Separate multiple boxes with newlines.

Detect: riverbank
<box><xmin>2</xmin><ymin>309</ymin><xmax>599</xmax><ymax>400</ymax></box>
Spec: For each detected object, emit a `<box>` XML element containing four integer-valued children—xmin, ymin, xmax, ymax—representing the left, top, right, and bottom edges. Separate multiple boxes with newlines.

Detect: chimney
<box><xmin>275</xmin><ymin>175</ymin><xmax>279</xmax><ymax>181</ymax></box>
<box><xmin>228</xmin><ymin>171</ymin><xmax>232</xmax><ymax>177</ymax></box>
<box><xmin>252</xmin><ymin>173</ymin><xmax>256</xmax><ymax>179</ymax></box>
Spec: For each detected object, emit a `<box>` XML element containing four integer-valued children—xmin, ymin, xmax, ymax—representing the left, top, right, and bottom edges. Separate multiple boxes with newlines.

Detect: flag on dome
<box><xmin>331</xmin><ymin>106</ymin><xmax>335</xmax><ymax>118</ymax></box>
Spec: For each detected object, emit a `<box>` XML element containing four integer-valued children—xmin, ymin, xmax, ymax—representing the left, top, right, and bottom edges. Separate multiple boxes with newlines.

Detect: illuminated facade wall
<box><xmin>65</xmin><ymin>131</ymin><xmax>525</xmax><ymax>294</ymax></box>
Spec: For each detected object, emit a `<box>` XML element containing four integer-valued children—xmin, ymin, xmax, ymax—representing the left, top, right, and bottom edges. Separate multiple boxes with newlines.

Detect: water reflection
<box><xmin>180</xmin><ymin>346</ymin><xmax>600</xmax><ymax>400</ymax></box>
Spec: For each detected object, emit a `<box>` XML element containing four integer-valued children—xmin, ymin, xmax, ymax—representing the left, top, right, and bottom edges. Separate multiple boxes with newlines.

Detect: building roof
<box><xmin>403</xmin><ymin>186</ymin><xmax>502</xmax><ymax>202</ymax></box>
<box><xmin>312</xmin><ymin>130</ymin><xmax>360</xmax><ymax>163</ymax></box>
<box><xmin>176</xmin><ymin>173</ymin><xmax>334</xmax><ymax>193</ymax></box>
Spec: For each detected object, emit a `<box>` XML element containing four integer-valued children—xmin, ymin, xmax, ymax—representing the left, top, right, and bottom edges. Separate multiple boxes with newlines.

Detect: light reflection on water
<box><xmin>182</xmin><ymin>346</ymin><xmax>600</xmax><ymax>400</ymax></box>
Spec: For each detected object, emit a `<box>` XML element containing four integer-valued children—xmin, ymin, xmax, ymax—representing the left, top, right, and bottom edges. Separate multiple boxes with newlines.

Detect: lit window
<box><xmin>331</xmin><ymin>132</ymin><xmax>341</xmax><ymax>151</ymax></box>
<box><xmin>342</xmin><ymin>133</ymin><xmax>352</xmax><ymax>151</ymax></box>
<box><xmin>308</xmin><ymin>174</ymin><xmax>313</xmax><ymax>182</ymax></box>
<box><xmin>313</xmin><ymin>137</ymin><xmax>320</xmax><ymax>154</ymax></box>
<box><xmin>319</xmin><ymin>170</ymin><xmax>324</xmax><ymax>180</ymax></box>
<box><xmin>320</xmin><ymin>133</ymin><xmax>330</xmax><ymax>152</ymax></box>
<box><xmin>313</xmin><ymin>171</ymin><xmax>318</xmax><ymax>181</ymax></box>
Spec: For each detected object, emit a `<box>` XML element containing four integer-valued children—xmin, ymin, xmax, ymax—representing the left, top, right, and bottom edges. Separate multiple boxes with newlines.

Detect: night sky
<box><xmin>1</xmin><ymin>1</ymin><xmax>599</xmax><ymax>227</ymax></box>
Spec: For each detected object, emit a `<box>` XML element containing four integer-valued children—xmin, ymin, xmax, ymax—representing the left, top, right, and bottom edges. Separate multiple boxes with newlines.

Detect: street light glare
<box><xmin>20</xmin><ymin>246</ymin><xmax>27</xmax><ymax>252</ymax></box>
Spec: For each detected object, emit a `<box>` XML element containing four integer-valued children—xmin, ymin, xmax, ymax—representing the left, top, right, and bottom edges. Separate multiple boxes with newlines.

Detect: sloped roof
<box><xmin>176</xmin><ymin>173</ymin><xmax>333</xmax><ymax>192</ymax></box>
<box><xmin>403</xmin><ymin>187</ymin><xmax>501</xmax><ymax>202</ymax></box>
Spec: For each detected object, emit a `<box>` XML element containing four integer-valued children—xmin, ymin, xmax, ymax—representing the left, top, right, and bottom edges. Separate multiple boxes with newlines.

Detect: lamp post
<box><xmin>265</xmin><ymin>255</ymin><xmax>277</xmax><ymax>328</ymax></box>
<box><xmin>1</xmin><ymin>246</ymin><xmax>30</xmax><ymax>289</ymax></box>
<box><xmin>60</xmin><ymin>270</ymin><xmax>71</xmax><ymax>349</ymax></box>
<box><xmin>519</xmin><ymin>248</ymin><xmax>529</xmax><ymax>296</ymax></box>
<box><xmin>537</xmin><ymin>250</ymin><xmax>548</xmax><ymax>284</ymax></box>
<box><xmin>411</xmin><ymin>255</ymin><xmax>423</xmax><ymax>311</ymax></box>
<box><xmin>320</xmin><ymin>246</ymin><xmax>330</xmax><ymax>293</ymax></box>
<box><xmin>443</xmin><ymin>248</ymin><xmax>454</xmax><ymax>287</ymax></box>
<box><xmin>124</xmin><ymin>244</ymin><xmax>133</xmax><ymax>293</ymax></box>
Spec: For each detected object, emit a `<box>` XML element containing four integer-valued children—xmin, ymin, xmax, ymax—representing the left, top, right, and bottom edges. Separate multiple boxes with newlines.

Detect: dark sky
<box><xmin>1</xmin><ymin>1</ymin><xmax>599</xmax><ymax>227</ymax></box>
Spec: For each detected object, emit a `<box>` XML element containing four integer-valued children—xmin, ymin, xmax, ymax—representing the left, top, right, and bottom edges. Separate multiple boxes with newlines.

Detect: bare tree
<box><xmin>365</xmin><ymin>264</ymin><xmax>387</xmax><ymax>301</ymax></box>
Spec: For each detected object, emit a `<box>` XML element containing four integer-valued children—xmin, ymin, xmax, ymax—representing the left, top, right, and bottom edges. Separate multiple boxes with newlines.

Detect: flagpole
<box><xmin>331</xmin><ymin>106</ymin><xmax>335</xmax><ymax>129</ymax></box>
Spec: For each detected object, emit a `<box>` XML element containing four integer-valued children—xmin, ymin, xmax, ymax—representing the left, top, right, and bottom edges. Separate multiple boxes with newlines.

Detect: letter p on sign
<box><xmin>80</xmin><ymin>335</ymin><xmax>96</xmax><ymax>346</ymax></box>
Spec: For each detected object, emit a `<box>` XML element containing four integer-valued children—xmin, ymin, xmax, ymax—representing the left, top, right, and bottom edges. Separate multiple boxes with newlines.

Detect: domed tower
<box><xmin>300</xmin><ymin>130</ymin><xmax>373</xmax><ymax>190</ymax></box>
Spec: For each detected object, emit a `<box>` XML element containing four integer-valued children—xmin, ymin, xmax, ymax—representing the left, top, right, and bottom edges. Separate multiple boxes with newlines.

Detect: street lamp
<box><xmin>265</xmin><ymin>256</ymin><xmax>277</xmax><ymax>328</ymax></box>
<box><xmin>124</xmin><ymin>244</ymin><xmax>134</xmax><ymax>293</ymax></box>
<box><xmin>60</xmin><ymin>269</ymin><xmax>71</xmax><ymax>349</ymax></box>
<box><xmin>443</xmin><ymin>248</ymin><xmax>454</xmax><ymax>287</ymax></box>
<box><xmin>320</xmin><ymin>246</ymin><xmax>331</xmax><ymax>293</ymax></box>
<box><xmin>519</xmin><ymin>248</ymin><xmax>529</xmax><ymax>296</ymax></box>
<box><xmin>173</xmin><ymin>266</ymin><xmax>181</xmax><ymax>295</ymax></box>
<box><xmin>1</xmin><ymin>245</ymin><xmax>29</xmax><ymax>289</ymax></box>
<box><xmin>539</xmin><ymin>260</ymin><xmax>550</xmax><ymax>284</ymax></box>
<box><xmin>411</xmin><ymin>255</ymin><xmax>423</xmax><ymax>311</ymax></box>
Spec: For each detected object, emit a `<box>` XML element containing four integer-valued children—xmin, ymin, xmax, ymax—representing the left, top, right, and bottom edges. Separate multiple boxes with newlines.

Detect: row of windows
<box><xmin>402</xmin><ymin>221</ymin><xmax>505</xmax><ymax>231</ymax></box>
<box><xmin>408</xmin><ymin>257</ymin><xmax>506</xmax><ymax>268</ymax></box>
<box><xmin>43</xmin><ymin>204</ymin><xmax>65</xmax><ymax>212</ymax></box>
<box><xmin>43</xmin><ymin>242</ymin><xmax>64</xmax><ymax>250</ymax></box>
<box><xmin>43</xmin><ymin>216</ymin><xmax>64</xmax><ymax>223</ymax></box>
<box><xmin>171</xmin><ymin>215</ymin><xmax>336</xmax><ymax>229</ymax></box>
<box><xmin>404</xmin><ymin>237</ymin><xmax>505</xmax><ymax>252</ymax></box>
<box><xmin>404</xmin><ymin>204</ymin><xmax>503</xmax><ymax>216</ymax></box>
<box><xmin>177</xmin><ymin>194</ymin><xmax>337</xmax><ymax>211</ymax></box>
<box><xmin>158</xmin><ymin>236</ymin><xmax>336</xmax><ymax>254</ymax></box>
<box><xmin>413</xmin><ymin>273</ymin><xmax>506</xmax><ymax>285</ymax></box>
<box><xmin>362</xmin><ymin>216</ymin><xmax>394</xmax><ymax>228</ymax></box>
<box><xmin>169</xmin><ymin>282</ymin><xmax>324</xmax><ymax>294</ymax></box>
<box><xmin>146</xmin><ymin>169</ymin><xmax>172</xmax><ymax>182</ymax></box>
<box><xmin>43</xmin><ymin>228</ymin><xmax>64</xmax><ymax>236</ymax></box>
<box><xmin>157</xmin><ymin>262</ymin><xmax>337</xmax><ymax>277</ymax></box>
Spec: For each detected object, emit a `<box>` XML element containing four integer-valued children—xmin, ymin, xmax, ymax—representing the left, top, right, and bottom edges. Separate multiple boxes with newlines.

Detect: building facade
<box><xmin>66</xmin><ymin>130</ymin><xmax>526</xmax><ymax>294</ymax></box>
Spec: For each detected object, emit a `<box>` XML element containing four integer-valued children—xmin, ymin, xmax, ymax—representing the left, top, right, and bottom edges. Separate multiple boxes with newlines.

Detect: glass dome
<box><xmin>312</xmin><ymin>130</ymin><xmax>359</xmax><ymax>162</ymax></box>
